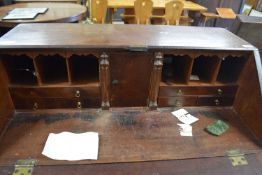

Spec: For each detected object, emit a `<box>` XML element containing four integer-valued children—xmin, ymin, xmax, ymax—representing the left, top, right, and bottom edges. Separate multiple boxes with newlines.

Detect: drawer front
<box><xmin>12</xmin><ymin>97</ymin><xmax>101</xmax><ymax>110</ymax></box>
<box><xmin>158</xmin><ymin>96</ymin><xmax>197</xmax><ymax>107</ymax></box>
<box><xmin>197</xmin><ymin>96</ymin><xmax>234</xmax><ymax>106</ymax></box>
<box><xmin>9</xmin><ymin>86</ymin><xmax>100</xmax><ymax>99</ymax></box>
<box><xmin>159</xmin><ymin>86</ymin><xmax>238</xmax><ymax>97</ymax></box>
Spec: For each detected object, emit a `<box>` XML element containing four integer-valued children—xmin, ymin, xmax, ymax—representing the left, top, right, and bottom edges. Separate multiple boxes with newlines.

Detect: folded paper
<box><xmin>171</xmin><ymin>109</ymin><xmax>188</xmax><ymax>118</ymax></box>
<box><xmin>172</xmin><ymin>109</ymin><xmax>199</xmax><ymax>125</ymax></box>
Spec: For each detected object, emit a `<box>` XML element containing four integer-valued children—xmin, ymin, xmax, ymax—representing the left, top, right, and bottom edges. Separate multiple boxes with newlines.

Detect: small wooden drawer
<box><xmin>197</xmin><ymin>96</ymin><xmax>234</xmax><ymax>106</ymax></box>
<box><xmin>12</xmin><ymin>97</ymin><xmax>101</xmax><ymax>110</ymax></box>
<box><xmin>9</xmin><ymin>86</ymin><xmax>100</xmax><ymax>99</ymax></box>
<box><xmin>159</xmin><ymin>85</ymin><xmax>238</xmax><ymax>97</ymax></box>
<box><xmin>158</xmin><ymin>96</ymin><xmax>197</xmax><ymax>107</ymax></box>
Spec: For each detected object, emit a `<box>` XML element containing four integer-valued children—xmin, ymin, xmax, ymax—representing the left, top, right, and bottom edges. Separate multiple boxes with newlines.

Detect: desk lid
<box><xmin>0</xmin><ymin>23</ymin><xmax>258</xmax><ymax>51</ymax></box>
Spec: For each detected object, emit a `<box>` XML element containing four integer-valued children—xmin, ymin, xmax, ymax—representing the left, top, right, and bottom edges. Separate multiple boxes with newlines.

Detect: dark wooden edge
<box><xmin>210</xmin><ymin>56</ymin><xmax>222</xmax><ymax>83</ymax></box>
<box><xmin>65</xmin><ymin>57</ymin><xmax>72</xmax><ymax>84</ymax></box>
<box><xmin>253</xmin><ymin>50</ymin><xmax>262</xmax><ymax>95</ymax></box>
<box><xmin>0</xmin><ymin>60</ymin><xmax>14</xmax><ymax>135</ymax></box>
<box><xmin>32</xmin><ymin>57</ymin><xmax>43</xmax><ymax>85</ymax></box>
<box><xmin>1</xmin><ymin>153</ymin><xmax>262</xmax><ymax>175</ymax></box>
<box><xmin>185</xmin><ymin>56</ymin><xmax>194</xmax><ymax>84</ymax></box>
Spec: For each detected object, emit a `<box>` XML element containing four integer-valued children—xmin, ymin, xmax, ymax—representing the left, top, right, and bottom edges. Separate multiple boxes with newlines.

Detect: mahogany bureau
<box><xmin>0</xmin><ymin>24</ymin><xmax>262</xmax><ymax>174</ymax></box>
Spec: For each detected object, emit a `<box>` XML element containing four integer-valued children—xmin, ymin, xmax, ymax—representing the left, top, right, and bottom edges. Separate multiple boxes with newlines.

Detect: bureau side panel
<box><xmin>0</xmin><ymin>61</ymin><xmax>14</xmax><ymax>133</ymax></box>
<box><xmin>234</xmin><ymin>55</ymin><xmax>262</xmax><ymax>142</ymax></box>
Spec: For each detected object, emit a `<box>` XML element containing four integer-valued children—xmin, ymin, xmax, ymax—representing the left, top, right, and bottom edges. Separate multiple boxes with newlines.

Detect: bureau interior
<box><xmin>1</xmin><ymin>54</ymin><xmax>100</xmax><ymax>86</ymax></box>
<box><xmin>0</xmin><ymin>49</ymin><xmax>261</xmax><ymax>166</ymax></box>
<box><xmin>0</xmin><ymin>51</ymin><xmax>250</xmax><ymax>109</ymax></box>
<box><xmin>161</xmin><ymin>54</ymin><xmax>247</xmax><ymax>85</ymax></box>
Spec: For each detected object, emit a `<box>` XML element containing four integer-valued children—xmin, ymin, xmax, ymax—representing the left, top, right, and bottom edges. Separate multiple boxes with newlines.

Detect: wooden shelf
<box><xmin>160</xmin><ymin>81</ymin><xmax>238</xmax><ymax>87</ymax></box>
<box><xmin>1</xmin><ymin>55</ymin><xmax>38</xmax><ymax>85</ymax></box>
<box><xmin>190</xmin><ymin>56</ymin><xmax>221</xmax><ymax>84</ymax></box>
<box><xmin>217</xmin><ymin>56</ymin><xmax>247</xmax><ymax>83</ymax></box>
<box><xmin>8</xmin><ymin>82</ymin><xmax>100</xmax><ymax>88</ymax></box>
<box><xmin>1</xmin><ymin>52</ymin><xmax>247</xmax><ymax>109</ymax></box>
<box><xmin>162</xmin><ymin>55</ymin><xmax>193</xmax><ymax>84</ymax></box>
<box><xmin>69</xmin><ymin>55</ymin><xmax>99</xmax><ymax>85</ymax></box>
<box><xmin>35</xmin><ymin>55</ymin><xmax>68</xmax><ymax>84</ymax></box>
<box><xmin>0</xmin><ymin>53</ymin><xmax>243</xmax><ymax>109</ymax></box>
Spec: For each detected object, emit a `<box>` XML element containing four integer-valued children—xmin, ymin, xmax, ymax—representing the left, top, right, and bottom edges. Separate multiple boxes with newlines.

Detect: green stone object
<box><xmin>206</xmin><ymin>120</ymin><xmax>229</xmax><ymax>136</ymax></box>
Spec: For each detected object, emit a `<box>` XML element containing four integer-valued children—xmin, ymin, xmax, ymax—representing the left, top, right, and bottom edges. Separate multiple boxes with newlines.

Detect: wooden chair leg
<box><xmin>109</xmin><ymin>8</ymin><xmax>114</xmax><ymax>24</ymax></box>
<box><xmin>203</xmin><ymin>17</ymin><xmax>208</xmax><ymax>27</ymax></box>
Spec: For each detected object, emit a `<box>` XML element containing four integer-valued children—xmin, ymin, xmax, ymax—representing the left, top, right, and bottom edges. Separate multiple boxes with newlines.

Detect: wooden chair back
<box><xmin>165</xmin><ymin>0</ymin><xmax>184</xmax><ymax>25</ymax></box>
<box><xmin>134</xmin><ymin>0</ymin><xmax>153</xmax><ymax>24</ymax></box>
<box><xmin>88</xmin><ymin>0</ymin><xmax>108</xmax><ymax>24</ymax></box>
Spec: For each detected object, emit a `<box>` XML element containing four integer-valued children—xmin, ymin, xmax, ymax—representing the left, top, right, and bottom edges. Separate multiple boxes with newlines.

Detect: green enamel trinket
<box><xmin>206</xmin><ymin>119</ymin><xmax>229</xmax><ymax>136</ymax></box>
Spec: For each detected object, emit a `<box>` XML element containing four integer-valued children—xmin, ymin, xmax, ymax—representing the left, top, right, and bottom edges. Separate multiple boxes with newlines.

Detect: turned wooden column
<box><xmin>99</xmin><ymin>52</ymin><xmax>110</xmax><ymax>110</ymax></box>
<box><xmin>148</xmin><ymin>52</ymin><xmax>164</xmax><ymax>110</ymax></box>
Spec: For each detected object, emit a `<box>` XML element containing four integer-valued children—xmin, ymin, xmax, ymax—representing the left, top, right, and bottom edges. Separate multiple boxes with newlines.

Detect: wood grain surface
<box><xmin>0</xmin><ymin>24</ymin><xmax>255</xmax><ymax>50</ymax></box>
<box><xmin>110</xmin><ymin>52</ymin><xmax>152</xmax><ymax>107</ymax></box>
<box><xmin>104</xmin><ymin>0</ymin><xmax>207</xmax><ymax>11</ymax></box>
<box><xmin>1</xmin><ymin>153</ymin><xmax>262</xmax><ymax>175</ymax></box>
<box><xmin>0</xmin><ymin>61</ymin><xmax>14</xmax><ymax>134</ymax></box>
<box><xmin>234</xmin><ymin>55</ymin><xmax>262</xmax><ymax>141</ymax></box>
<box><xmin>14</xmin><ymin>0</ymin><xmax>80</xmax><ymax>3</ymax></box>
<box><xmin>0</xmin><ymin>107</ymin><xmax>260</xmax><ymax>166</ymax></box>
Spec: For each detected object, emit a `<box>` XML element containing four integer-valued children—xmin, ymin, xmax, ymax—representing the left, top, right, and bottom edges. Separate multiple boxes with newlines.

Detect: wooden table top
<box><xmin>0</xmin><ymin>24</ymin><xmax>256</xmax><ymax>51</ymax></box>
<box><xmin>0</xmin><ymin>3</ymin><xmax>87</xmax><ymax>28</ymax></box>
<box><xmin>106</xmin><ymin>0</ymin><xmax>207</xmax><ymax>11</ymax></box>
<box><xmin>13</xmin><ymin>0</ymin><xmax>80</xmax><ymax>3</ymax></box>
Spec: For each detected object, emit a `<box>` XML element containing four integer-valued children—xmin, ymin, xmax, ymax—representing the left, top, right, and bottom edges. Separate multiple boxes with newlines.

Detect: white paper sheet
<box><xmin>177</xmin><ymin>114</ymin><xmax>199</xmax><ymax>125</ymax></box>
<box><xmin>172</xmin><ymin>109</ymin><xmax>199</xmax><ymax>125</ymax></box>
<box><xmin>171</xmin><ymin>109</ymin><xmax>188</xmax><ymax>118</ymax></box>
<box><xmin>3</xmin><ymin>13</ymin><xmax>38</xmax><ymax>20</ymax></box>
<box><xmin>177</xmin><ymin>123</ymin><xmax>193</xmax><ymax>137</ymax></box>
<box><xmin>9</xmin><ymin>8</ymin><xmax>48</xmax><ymax>14</ymax></box>
<box><xmin>42</xmin><ymin>132</ymin><xmax>99</xmax><ymax>161</ymax></box>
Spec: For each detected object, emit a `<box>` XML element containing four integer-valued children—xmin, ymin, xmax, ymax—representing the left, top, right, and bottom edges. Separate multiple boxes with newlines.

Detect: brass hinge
<box><xmin>227</xmin><ymin>150</ymin><xmax>248</xmax><ymax>166</ymax></box>
<box><xmin>13</xmin><ymin>159</ymin><xmax>37</xmax><ymax>175</ymax></box>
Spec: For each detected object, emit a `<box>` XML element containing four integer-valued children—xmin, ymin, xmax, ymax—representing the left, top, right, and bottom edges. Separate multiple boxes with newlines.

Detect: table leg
<box><xmin>108</xmin><ymin>8</ymin><xmax>117</xmax><ymax>24</ymax></box>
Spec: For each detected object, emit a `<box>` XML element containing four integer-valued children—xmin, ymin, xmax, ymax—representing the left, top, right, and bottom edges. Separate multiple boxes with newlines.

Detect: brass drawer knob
<box><xmin>33</xmin><ymin>102</ymin><xmax>38</xmax><ymax>110</ymax></box>
<box><xmin>214</xmin><ymin>99</ymin><xmax>220</xmax><ymax>106</ymax></box>
<box><xmin>77</xmin><ymin>101</ymin><xmax>82</xmax><ymax>109</ymax></box>
<box><xmin>175</xmin><ymin>100</ymin><xmax>182</xmax><ymax>107</ymax></box>
<box><xmin>177</xmin><ymin>89</ymin><xmax>182</xmax><ymax>95</ymax></box>
<box><xmin>217</xmin><ymin>89</ymin><xmax>223</xmax><ymax>95</ymax></box>
<box><xmin>75</xmin><ymin>90</ymin><xmax>80</xmax><ymax>98</ymax></box>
